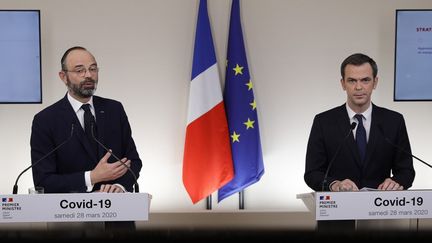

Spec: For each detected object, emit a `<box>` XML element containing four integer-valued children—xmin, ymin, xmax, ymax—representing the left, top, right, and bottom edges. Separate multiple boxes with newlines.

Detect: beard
<box><xmin>66</xmin><ymin>77</ymin><xmax>98</xmax><ymax>98</ymax></box>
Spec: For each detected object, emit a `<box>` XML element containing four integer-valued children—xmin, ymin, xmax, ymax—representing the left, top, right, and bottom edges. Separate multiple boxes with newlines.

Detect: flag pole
<box><xmin>239</xmin><ymin>190</ymin><xmax>244</xmax><ymax>209</ymax></box>
<box><xmin>206</xmin><ymin>195</ymin><xmax>212</xmax><ymax>210</ymax></box>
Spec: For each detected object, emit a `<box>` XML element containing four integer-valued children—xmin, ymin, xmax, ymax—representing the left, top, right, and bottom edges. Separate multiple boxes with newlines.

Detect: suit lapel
<box><xmin>59</xmin><ymin>94</ymin><xmax>98</xmax><ymax>163</ymax></box>
<box><xmin>93</xmin><ymin>96</ymin><xmax>106</xmax><ymax>159</ymax></box>
<box><xmin>337</xmin><ymin>105</ymin><xmax>363</xmax><ymax>169</ymax></box>
<box><xmin>362</xmin><ymin>104</ymin><xmax>381</xmax><ymax>172</ymax></box>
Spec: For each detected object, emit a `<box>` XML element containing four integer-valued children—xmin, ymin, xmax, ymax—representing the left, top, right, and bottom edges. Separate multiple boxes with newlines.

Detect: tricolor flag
<box><xmin>218</xmin><ymin>0</ymin><xmax>264</xmax><ymax>202</ymax></box>
<box><xmin>1</xmin><ymin>197</ymin><xmax>13</xmax><ymax>202</ymax></box>
<box><xmin>183</xmin><ymin>0</ymin><xmax>234</xmax><ymax>204</ymax></box>
<box><xmin>319</xmin><ymin>195</ymin><xmax>331</xmax><ymax>201</ymax></box>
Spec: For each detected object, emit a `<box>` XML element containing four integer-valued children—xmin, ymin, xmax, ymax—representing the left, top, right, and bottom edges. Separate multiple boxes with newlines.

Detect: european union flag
<box><xmin>218</xmin><ymin>0</ymin><xmax>264</xmax><ymax>202</ymax></box>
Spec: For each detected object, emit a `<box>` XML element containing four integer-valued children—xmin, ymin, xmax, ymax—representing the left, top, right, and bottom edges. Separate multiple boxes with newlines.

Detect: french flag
<box><xmin>183</xmin><ymin>0</ymin><xmax>234</xmax><ymax>204</ymax></box>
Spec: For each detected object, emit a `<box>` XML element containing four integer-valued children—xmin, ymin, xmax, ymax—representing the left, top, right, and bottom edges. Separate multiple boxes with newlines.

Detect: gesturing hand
<box><xmin>90</xmin><ymin>150</ymin><xmax>131</xmax><ymax>185</ymax></box>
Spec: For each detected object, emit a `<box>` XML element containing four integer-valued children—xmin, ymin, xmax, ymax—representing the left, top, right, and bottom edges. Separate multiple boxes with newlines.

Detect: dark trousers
<box><xmin>316</xmin><ymin>220</ymin><xmax>356</xmax><ymax>233</ymax></box>
<box><xmin>105</xmin><ymin>221</ymin><xmax>136</xmax><ymax>232</ymax></box>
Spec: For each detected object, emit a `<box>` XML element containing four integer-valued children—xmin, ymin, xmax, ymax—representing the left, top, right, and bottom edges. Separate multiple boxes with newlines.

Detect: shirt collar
<box><xmin>67</xmin><ymin>92</ymin><xmax>94</xmax><ymax>113</ymax></box>
<box><xmin>346</xmin><ymin>102</ymin><xmax>372</xmax><ymax>121</ymax></box>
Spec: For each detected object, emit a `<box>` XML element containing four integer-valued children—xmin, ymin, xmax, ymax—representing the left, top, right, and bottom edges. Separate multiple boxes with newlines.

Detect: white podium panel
<box><xmin>1</xmin><ymin>192</ymin><xmax>151</xmax><ymax>223</ymax></box>
<box><xmin>297</xmin><ymin>190</ymin><xmax>432</xmax><ymax>221</ymax></box>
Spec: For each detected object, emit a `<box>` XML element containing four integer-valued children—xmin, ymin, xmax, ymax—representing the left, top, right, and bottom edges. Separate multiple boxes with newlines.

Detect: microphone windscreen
<box><xmin>350</xmin><ymin>122</ymin><xmax>357</xmax><ymax>130</ymax></box>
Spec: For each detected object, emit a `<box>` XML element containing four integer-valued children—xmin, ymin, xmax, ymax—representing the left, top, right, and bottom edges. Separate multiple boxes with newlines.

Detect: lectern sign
<box><xmin>315</xmin><ymin>190</ymin><xmax>430</xmax><ymax>220</ymax></box>
<box><xmin>1</xmin><ymin>193</ymin><xmax>151</xmax><ymax>223</ymax></box>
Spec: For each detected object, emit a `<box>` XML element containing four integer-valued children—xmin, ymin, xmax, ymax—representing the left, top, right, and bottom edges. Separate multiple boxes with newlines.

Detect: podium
<box><xmin>296</xmin><ymin>190</ymin><xmax>432</xmax><ymax>230</ymax></box>
<box><xmin>1</xmin><ymin>192</ymin><xmax>152</xmax><ymax>223</ymax></box>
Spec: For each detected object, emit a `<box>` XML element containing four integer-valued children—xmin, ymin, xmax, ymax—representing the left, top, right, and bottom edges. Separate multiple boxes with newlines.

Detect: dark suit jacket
<box><xmin>304</xmin><ymin>104</ymin><xmax>415</xmax><ymax>191</ymax></box>
<box><xmin>30</xmin><ymin>94</ymin><xmax>142</xmax><ymax>193</ymax></box>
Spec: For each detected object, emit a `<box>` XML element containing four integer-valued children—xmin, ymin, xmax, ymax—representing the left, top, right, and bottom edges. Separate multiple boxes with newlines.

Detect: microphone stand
<box><xmin>321</xmin><ymin>122</ymin><xmax>357</xmax><ymax>191</ymax></box>
<box><xmin>13</xmin><ymin>124</ymin><xmax>75</xmax><ymax>194</ymax></box>
<box><xmin>378</xmin><ymin>125</ymin><xmax>432</xmax><ymax>168</ymax></box>
<box><xmin>90</xmin><ymin>123</ymin><xmax>140</xmax><ymax>193</ymax></box>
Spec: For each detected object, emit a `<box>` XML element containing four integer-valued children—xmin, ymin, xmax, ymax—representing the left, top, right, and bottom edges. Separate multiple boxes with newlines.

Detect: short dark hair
<box><xmin>340</xmin><ymin>53</ymin><xmax>378</xmax><ymax>79</ymax></box>
<box><xmin>61</xmin><ymin>46</ymin><xmax>87</xmax><ymax>71</ymax></box>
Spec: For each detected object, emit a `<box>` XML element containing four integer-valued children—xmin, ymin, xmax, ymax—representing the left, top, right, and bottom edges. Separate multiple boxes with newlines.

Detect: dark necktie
<box><xmin>355</xmin><ymin>114</ymin><xmax>367</xmax><ymax>162</ymax></box>
<box><xmin>81</xmin><ymin>104</ymin><xmax>98</xmax><ymax>155</ymax></box>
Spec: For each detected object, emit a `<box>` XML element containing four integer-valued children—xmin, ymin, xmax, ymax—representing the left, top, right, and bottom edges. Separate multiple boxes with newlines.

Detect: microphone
<box><xmin>377</xmin><ymin>124</ymin><xmax>432</xmax><ymax>169</ymax></box>
<box><xmin>321</xmin><ymin>122</ymin><xmax>357</xmax><ymax>191</ymax></box>
<box><xmin>90</xmin><ymin>122</ymin><xmax>140</xmax><ymax>193</ymax></box>
<box><xmin>13</xmin><ymin>124</ymin><xmax>75</xmax><ymax>194</ymax></box>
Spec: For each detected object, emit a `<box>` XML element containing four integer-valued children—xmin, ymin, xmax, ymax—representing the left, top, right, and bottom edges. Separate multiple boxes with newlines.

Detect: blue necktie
<box><xmin>81</xmin><ymin>104</ymin><xmax>98</xmax><ymax>155</ymax></box>
<box><xmin>355</xmin><ymin>114</ymin><xmax>367</xmax><ymax>162</ymax></box>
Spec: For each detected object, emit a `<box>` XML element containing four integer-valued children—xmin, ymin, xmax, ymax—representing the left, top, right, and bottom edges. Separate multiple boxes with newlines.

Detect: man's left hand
<box><xmin>378</xmin><ymin>178</ymin><xmax>403</xmax><ymax>190</ymax></box>
<box><xmin>99</xmin><ymin>184</ymin><xmax>125</xmax><ymax>193</ymax></box>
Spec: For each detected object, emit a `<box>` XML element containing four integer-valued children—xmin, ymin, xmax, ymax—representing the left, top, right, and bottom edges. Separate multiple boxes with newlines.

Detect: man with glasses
<box><xmin>30</xmin><ymin>46</ymin><xmax>142</xmax><ymax>231</ymax></box>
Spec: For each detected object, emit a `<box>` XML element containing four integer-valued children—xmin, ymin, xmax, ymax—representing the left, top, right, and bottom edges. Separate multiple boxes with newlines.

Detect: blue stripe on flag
<box><xmin>191</xmin><ymin>0</ymin><xmax>217</xmax><ymax>80</ymax></box>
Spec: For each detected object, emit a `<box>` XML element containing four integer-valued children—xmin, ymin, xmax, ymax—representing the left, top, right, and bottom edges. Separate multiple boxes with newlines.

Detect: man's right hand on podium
<box><xmin>329</xmin><ymin>179</ymin><xmax>359</xmax><ymax>192</ymax></box>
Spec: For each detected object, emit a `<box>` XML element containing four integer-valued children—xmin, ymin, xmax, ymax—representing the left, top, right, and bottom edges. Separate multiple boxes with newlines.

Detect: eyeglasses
<box><xmin>64</xmin><ymin>66</ymin><xmax>99</xmax><ymax>76</ymax></box>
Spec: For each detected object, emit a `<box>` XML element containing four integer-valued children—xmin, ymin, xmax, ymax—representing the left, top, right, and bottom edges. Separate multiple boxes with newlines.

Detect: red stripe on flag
<box><xmin>183</xmin><ymin>102</ymin><xmax>234</xmax><ymax>204</ymax></box>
